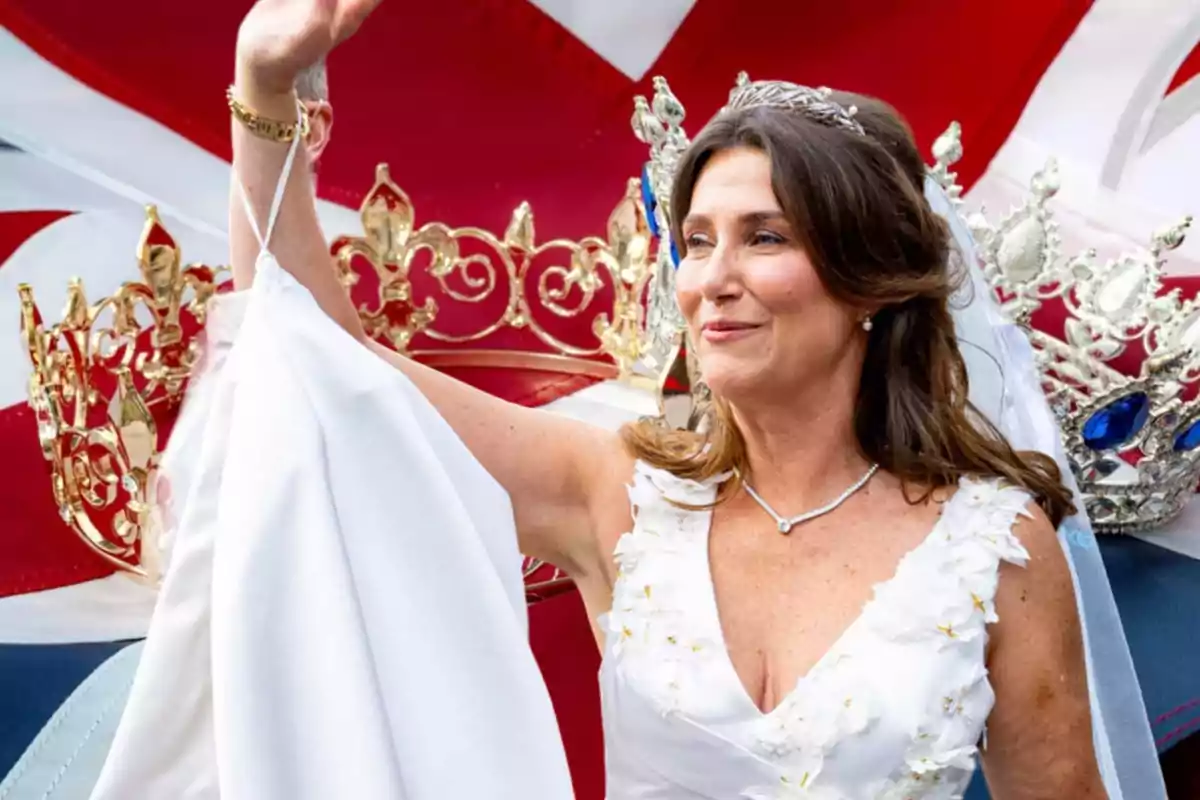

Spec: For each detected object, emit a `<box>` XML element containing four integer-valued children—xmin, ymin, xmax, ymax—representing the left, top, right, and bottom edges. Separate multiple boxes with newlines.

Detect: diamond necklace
<box><xmin>740</xmin><ymin>463</ymin><xmax>879</xmax><ymax>534</ymax></box>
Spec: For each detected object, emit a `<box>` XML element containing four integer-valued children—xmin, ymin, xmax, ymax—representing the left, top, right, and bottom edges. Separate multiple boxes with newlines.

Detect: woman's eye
<box><xmin>684</xmin><ymin>233</ymin><xmax>713</xmax><ymax>249</ymax></box>
<box><xmin>751</xmin><ymin>230</ymin><xmax>786</xmax><ymax>246</ymax></box>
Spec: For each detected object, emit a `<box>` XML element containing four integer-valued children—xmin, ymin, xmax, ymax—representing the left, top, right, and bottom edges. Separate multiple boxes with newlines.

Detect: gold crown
<box><xmin>19</xmin><ymin>167</ymin><xmax>655</xmax><ymax>599</ymax></box>
<box><xmin>331</xmin><ymin>164</ymin><xmax>654</xmax><ymax>377</ymax></box>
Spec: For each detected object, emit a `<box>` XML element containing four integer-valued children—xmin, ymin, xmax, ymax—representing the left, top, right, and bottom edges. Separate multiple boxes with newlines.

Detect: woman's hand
<box><xmin>236</xmin><ymin>0</ymin><xmax>383</xmax><ymax>97</ymax></box>
<box><xmin>227</xmin><ymin>0</ymin><xmax>383</xmax><ymax>320</ymax></box>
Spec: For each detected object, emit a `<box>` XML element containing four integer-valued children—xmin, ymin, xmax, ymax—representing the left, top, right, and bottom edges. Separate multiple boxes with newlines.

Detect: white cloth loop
<box><xmin>233</xmin><ymin>99</ymin><xmax>304</xmax><ymax>254</ymax></box>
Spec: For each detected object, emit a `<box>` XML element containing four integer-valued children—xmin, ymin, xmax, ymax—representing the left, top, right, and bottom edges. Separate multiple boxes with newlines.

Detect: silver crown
<box><xmin>931</xmin><ymin>124</ymin><xmax>1195</xmax><ymax>534</ymax></box>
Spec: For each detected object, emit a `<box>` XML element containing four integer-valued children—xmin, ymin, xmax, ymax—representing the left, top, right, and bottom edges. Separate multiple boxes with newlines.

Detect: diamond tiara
<box><xmin>724</xmin><ymin>71</ymin><xmax>865</xmax><ymax>136</ymax></box>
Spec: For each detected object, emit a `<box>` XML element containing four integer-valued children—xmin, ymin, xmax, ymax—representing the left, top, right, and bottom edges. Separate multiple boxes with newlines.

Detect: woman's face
<box><xmin>675</xmin><ymin>146</ymin><xmax>866</xmax><ymax>404</ymax></box>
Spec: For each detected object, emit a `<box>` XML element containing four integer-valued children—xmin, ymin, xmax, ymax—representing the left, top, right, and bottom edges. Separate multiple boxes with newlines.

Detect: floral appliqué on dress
<box><xmin>601</xmin><ymin>464</ymin><xmax>1032</xmax><ymax>800</ymax></box>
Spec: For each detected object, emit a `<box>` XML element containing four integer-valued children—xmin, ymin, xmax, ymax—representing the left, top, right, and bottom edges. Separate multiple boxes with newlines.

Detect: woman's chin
<box><xmin>698</xmin><ymin>360</ymin><xmax>767</xmax><ymax>402</ymax></box>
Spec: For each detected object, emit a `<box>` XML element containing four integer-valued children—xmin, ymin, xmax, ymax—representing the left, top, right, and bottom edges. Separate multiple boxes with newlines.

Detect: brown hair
<box><xmin>621</xmin><ymin>91</ymin><xmax>1074</xmax><ymax>526</ymax></box>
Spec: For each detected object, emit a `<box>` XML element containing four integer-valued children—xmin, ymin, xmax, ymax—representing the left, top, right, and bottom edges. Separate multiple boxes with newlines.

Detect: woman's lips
<box><xmin>700</xmin><ymin>321</ymin><xmax>761</xmax><ymax>343</ymax></box>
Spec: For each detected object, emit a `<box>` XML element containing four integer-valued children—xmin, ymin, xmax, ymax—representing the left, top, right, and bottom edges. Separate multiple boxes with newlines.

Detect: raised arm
<box><xmin>230</xmin><ymin>0</ymin><xmax>370</xmax><ymax>330</ymax></box>
<box><xmin>230</xmin><ymin>0</ymin><xmax>629</xmax><ymax>576</ymax></box>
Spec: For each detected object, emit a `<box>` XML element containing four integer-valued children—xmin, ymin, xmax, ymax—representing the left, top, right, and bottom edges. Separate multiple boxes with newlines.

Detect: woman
<box><xmin>93</xmin><ymin>0</ymin><xmax>1112</xmax><ymax>798</ymax></box>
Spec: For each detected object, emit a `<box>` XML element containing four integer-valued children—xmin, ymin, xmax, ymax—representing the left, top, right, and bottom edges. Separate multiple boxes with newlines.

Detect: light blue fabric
<box><xmin>0</xmin><ymin>641</ymin><xmax>143</xmax><ymax>800</ymax></box>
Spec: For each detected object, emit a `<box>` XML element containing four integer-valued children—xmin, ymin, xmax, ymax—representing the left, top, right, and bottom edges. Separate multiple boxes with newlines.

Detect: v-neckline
<box><xmin>699</xmin><ymin>482</ymin><xmax>961</xmax><ymax>720</ymax></box>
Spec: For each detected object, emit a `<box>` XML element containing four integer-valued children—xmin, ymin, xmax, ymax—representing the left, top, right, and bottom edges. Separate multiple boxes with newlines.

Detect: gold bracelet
<box><xmin>226</xmin><ymin>85</ymin><xmax>311</xmax><ymax>143</ymax></box>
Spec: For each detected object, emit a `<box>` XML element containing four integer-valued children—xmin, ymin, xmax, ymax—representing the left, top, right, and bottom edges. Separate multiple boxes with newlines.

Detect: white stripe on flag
<box><xmin>526</xmin><ymin>0</ymin><xmax>697</xmax><ymax>80</ymax></box>
<box><xmin>0</xmin><ymin>641</ymin><xmax>143</xmax><ymax>799</ymax></box>
<box><xmin>0</xmin><ymin>575</ymin><xmax>156</xmax><ymax>644</ymax></box>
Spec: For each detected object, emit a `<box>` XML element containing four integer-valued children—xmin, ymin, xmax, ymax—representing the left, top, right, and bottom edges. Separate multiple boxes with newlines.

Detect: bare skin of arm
<box><xmin>981</xmin><ymin>507</ymin><xmax>1107</xmax><ymax>798</ymax></box>
<box><xmin>230</xmin><ymin>0</ymin><xmax>629</xmax><ymax>578</ymax></box>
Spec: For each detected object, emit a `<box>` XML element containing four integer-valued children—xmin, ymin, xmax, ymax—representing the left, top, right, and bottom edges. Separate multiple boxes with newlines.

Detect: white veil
<box><xmin>926</xmin><ymin>177</ymin><xmax>1166</xmax><ymax>799</ymax></box>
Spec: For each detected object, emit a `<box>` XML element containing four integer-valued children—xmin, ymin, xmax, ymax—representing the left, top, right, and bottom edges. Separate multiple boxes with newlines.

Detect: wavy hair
<box><xmin>621</xmin><ymin>92</ymin><xmax>1074</xmax><ymax>526</ymax></box>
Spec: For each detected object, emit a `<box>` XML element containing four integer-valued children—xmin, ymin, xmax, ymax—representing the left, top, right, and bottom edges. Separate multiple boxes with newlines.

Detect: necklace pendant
<box><xmin>741</xmin><ymin>462</ymin><xmax>880</xmax><ymax>538</ymax></box>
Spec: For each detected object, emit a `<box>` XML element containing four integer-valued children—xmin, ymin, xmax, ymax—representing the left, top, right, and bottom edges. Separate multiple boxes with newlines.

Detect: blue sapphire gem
<box><xmin>1081</xmin><ymin>392</ymin><xmax>1150</xmax><ymax>451</ymax></box>
<box><xmin>1174</xmin><ymin>418</ymin><xmax>1200</xmax><ymax>451</ymax></box>
<box><xmin>640</xmin><ymin>165</ymin><xmax>660</xmax><ymax>238</ymax></box>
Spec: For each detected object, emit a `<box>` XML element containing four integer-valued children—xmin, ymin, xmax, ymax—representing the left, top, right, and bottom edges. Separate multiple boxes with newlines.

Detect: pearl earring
<box><xmin>861</xmin><ymin>316</ymin><xmax>873</xmax><ymax>332</ymax></box>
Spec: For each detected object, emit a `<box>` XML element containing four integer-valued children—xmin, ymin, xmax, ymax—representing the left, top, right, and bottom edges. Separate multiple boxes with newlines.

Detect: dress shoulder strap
<box><xmin>233</xmin><ymin>101</ymin><xmax>306</xmax><ymax>258</ymax></box>
<box><xmin>604</xmin><ymin>462</ymin><xmax>728</xmax><ymax>681</ymax></box>
<box><xmin>863</xmin><ymin>476</ymin><xmax>1035</xmax><ymax>649</ymax></box>
<box><xmin>627</xmin><ymin>460</ymin><xmax>726</xmax><ymax>519</ymax></box>
<box><xmin>940</xmin><ymin>476</ymin><xmax>1035</xmax><ymax>568</ymax></box>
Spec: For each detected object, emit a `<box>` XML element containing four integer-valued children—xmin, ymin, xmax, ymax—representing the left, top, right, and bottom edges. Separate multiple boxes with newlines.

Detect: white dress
<box><xmin>601</xmin><ymin>462</ymin><xmax>1033</xmax><ymax>799</ymax></box>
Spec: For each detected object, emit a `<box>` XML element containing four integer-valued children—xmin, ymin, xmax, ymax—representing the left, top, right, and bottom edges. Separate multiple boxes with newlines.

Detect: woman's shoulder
<box><xmin>954</xmin><ymin>471</ymin><xmax>1035</xmax><ymax>503</ymax></box>
<box><xmin>967</xmin><ymin>478</ymin><xmax>1066</xmax><ymax>604</ymax></box>
<box><xmin>578</xmin><ymin>431</ymin><xmax>730</xmax><ymax>573</ymax></box>
<box><xmin>618</xmin><ymin>420</ymin><xmax>729</xmax><ymax>495</ymax></box>
<box><xmin>935</xmin><ymin>472</ymin><xmax>1053</xmax><ymax>567</ymax></box>
<box><xmin>1003</xmin><ymin>498</ymin><xmax>1060</xmax><ymax>570</ymax></box>
<box><xmin>951</xmin><ymin>472</ymin><xmax>1048</xmax><ymax>528</ymax></box>
<box><xmin>575</xmin><ymin>425</ymin><xmax>638</xmax><ymax>517</ymax></box>
<box><xmin>628</xmin><ymin>458</ymin><xmax>730</xmax><ymax>505</ymax></box>
<box><xmin>984</xmin><ymin>499</ymin><xmax>1084</xmax><ymax>706</ymax></box>
<box><xmin>580</xmin><ymin>435</ymin><xmax>727</xmax><ymax>523</ymax></box>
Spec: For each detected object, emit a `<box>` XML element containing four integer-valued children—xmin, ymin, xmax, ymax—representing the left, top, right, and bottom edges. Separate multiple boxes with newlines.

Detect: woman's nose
<box><xmin>698</xmin><ymin>241</ymin><xmax>742</xmax><ymax>302</ymax></box>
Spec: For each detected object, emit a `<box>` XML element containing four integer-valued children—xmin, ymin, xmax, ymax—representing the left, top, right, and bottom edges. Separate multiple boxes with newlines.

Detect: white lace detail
<box><xmin>601</xmin><ymin>461</ymin><xmax>1033</xmax><ymax>800</ymax></box>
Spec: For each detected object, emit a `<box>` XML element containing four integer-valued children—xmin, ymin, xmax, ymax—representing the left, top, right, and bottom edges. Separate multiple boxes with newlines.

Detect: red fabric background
<box><xmin>0</xmin><ymin>210</ymin><xmax>74</xmax><ymax>267</ymax></box>
<box><xmin>1168</xmin><ymin>40</ymin><xmax>1200</xmax><ymax>94</ymax></box>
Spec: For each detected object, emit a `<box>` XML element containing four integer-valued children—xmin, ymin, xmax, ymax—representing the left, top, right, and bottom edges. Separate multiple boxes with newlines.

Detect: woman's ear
<box><xmin>303</xmin><ymin>100</ymin><xmax>334</xmax><ymax>164</ymax></box>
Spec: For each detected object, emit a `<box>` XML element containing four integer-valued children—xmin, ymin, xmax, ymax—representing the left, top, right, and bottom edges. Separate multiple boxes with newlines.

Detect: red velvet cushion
<box><xmin>1029</xmin><ymin>275</ymin><xmax>1200</xmax><ymax>384</ymax></box>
